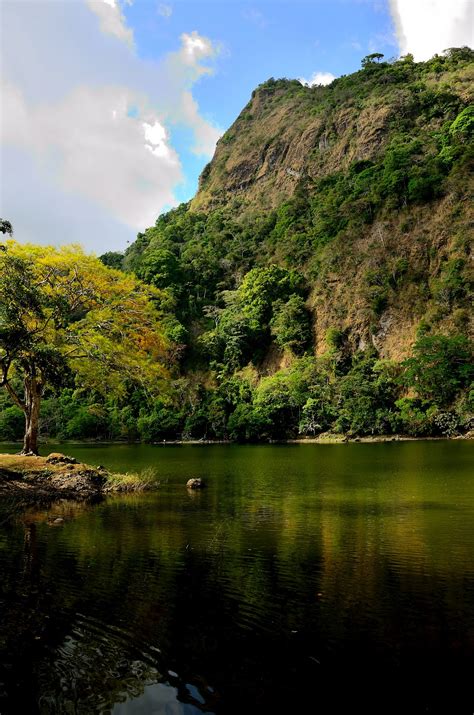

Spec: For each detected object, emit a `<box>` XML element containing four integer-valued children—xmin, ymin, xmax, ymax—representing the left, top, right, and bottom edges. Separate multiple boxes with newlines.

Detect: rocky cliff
<box><xmin>185</xmin><ymin>52</ymin><xmax>473</xmax><ymax>360</ymax></box>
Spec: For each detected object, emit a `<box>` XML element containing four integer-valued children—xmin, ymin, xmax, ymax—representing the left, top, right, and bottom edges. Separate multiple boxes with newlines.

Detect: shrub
<box><xmin>401</xmin><ymin>334</ymin><xmax>473</xmax><ymax>405</ymax></box>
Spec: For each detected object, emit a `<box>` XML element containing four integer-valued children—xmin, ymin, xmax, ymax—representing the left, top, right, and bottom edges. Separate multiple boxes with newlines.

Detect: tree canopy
<box><xmin>0</xmin><ymin>241</ymin><xmax>169</xmax><ymax>453</ymax></box>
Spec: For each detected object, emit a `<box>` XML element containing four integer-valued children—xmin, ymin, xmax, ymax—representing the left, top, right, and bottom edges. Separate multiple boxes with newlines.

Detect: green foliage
<box><xmin>334</xmin><ymin>355</ymin><xmax>402</xmax><ymax>435</ymax></box>
<box><xmin>326</xmin><ymin>328</ymin><xmax>345</xmax><ymax>350</ymax></box>
<box><xmin>401</xmin><ymin>334</ymin><xmax>473</xmax><ymax>406</ymax></box>
<box><xmin>137</xmin><ymin>402</ymin><xmax>183</xmax><ymax>441</ymax></box>
<box><xmin>361</xmin><ymin>53</ymin><xmax>385</xmax><ymax>68</ymax></box>
<box><xmin>5</xmin><ymin>52</ymin><xmax>472</xmax><ymax>444</ymax></box>
<box><xmin>0</xmin><ymin>405</ymin><xmax>23</xmax><ymax>440</ymax></box>
<box><xmin>270</xmin><ymin>295</ymin><xmax>311</xmax><ymax>353</ymax></box>
<box><xmin>99</xmin><ymin>252</ymin><xmax>124</xmax><ymax>270</ymax></box>
<box><xmin>0</xmin><ymin>219</ymin><xmax>13</xmax><ymax>236</ymax></box>
<box><xmin>449</xmin><ymin>105</ymin><xmax>474</xmax><ymax>140</ymax></box>
<box><xmin>395</xmin><ymin>398</ymin><xmax>436</xmax><ymax>436</ymax></box>
<box><xmin>227</xmin><ymin>403</ymin><xmax>263</xmax><ymax>441</ymax></box>
<box><xmin>431</xmin><ymin>258</ymin><xmax>470</xmax><ymax>313</ymax></box>
<box><xmin>198</xmin><ymin>265</ymin><xmax>307</xmax><ymax>370</ymax></box>
<box><xmin>0</xmin><ymin>241</ymin><xmax>169</xmax><ymax>452</ymax></box>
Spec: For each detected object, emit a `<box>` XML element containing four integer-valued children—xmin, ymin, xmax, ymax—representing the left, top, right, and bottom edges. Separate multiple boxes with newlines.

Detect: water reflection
<box><xmin>0</xmin><ymin>442</ymin><xmax>473</xmax><ymax>713</ymax></box>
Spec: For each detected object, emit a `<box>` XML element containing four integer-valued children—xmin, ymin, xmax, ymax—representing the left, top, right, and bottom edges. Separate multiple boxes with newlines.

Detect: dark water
<box><xmin>0</xmin><ymin>442</ymin><xmax>473</xmax><ymax>714</ymax></box>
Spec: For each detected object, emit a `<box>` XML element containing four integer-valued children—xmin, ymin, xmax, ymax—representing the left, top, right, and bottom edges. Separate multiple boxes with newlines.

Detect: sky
<box><xmin>1</xmin><ymin>0</ymin><xmax>473</xmax><ymax>253</ymax></box>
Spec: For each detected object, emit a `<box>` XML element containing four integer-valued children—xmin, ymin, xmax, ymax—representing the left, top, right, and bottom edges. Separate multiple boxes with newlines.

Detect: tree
<box><xmin>99</xmin><ymin>251</ymin><xmax>124</xmax><ymax>270</ymax></box>
<box><xmin>401</xmin><ymin>334</ymin><xmax>472</xmax><ymax>406</ymax></box>
<box><xmin>361</xmin><ymin>53</ymin><xmax>384</xmax><ymax>68</ymax></box>
<box><xmin>270</xmin><ymin>294</ymin><xmax>311</xmax><ymax>354</ymax></box>
<box><xmin>0</xmin><ymin>219</ymin><xmax>13</xmax><ymax>236</ymax></box>
<box><xmin>0</xmin><ymin>241</ymin><xmax>169</xmax><ymax>454</ymax></box>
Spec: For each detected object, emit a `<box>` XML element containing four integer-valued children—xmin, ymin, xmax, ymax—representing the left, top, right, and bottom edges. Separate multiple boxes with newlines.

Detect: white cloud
<box><xmin>85</xmin><ymin>0</ymin><xmax>134</xmax><ymax>47</ymax></box>
<box><xmin>178</xmin><ymin>31</ymin><xmax>218</xmax><ymax>71</ymax></box>
<box><xmin>0</xmin><ymin>2</ymin><xmax>222</xmax><ymax>250</ymax></box>
<box><xmin>179</xmin><ymin>92</ymin><xmax>222</xmax><ymax>156</ymax></box>
<box><xmin>158</xmin><ymin>3</ymin><xmax>173</xmax><ymax>18</ymax></box>
<box><xmin>3</xmin><ymin>82</ymin><xmax>181</xmax><ymax>228</ymax></box>
<box><xmin>299</xmin><ymin>71</ymin><xmax>336</xmax><ymax>87</ymax></box>
<box><xmin>143</xmin><ymin>121</ymin><xmax>170</xmax><ymax>159</ymax></box>
<box><xmin>389</xmin><ymin>0</ymin><xmax>474</xmax><ymax>60</ymax></box>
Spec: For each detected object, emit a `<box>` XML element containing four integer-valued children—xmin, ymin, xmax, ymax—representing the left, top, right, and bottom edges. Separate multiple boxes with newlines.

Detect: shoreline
<box><xmin>0</xmin><ymin>432</ymin><xmax>472</xmax><ymax>449</ymax></box>
<box><xmin>0</xmin><ymin>452</ymin><xmax>157</xmax><ymax>505</ymax></box>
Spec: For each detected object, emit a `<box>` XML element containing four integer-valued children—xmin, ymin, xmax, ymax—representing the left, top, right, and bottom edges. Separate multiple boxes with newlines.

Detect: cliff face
<box><xmin>192</xmin><ymin>84</ymin><xmax>396</xmax><ymax>212</ymax></box>
<box><xmin>127</xmin><ymin>49</ymin><xmax>473</xmax><ymax>364</ymax></box>
<box><xmin>192</xmin><ymin>58</ymin><xmax>473</xmax><ymax>215</ymax></box>
<box><xmin>188</xmin><ymin>54</ymin><xmax>473</xmax><ymax>360</ymax></box>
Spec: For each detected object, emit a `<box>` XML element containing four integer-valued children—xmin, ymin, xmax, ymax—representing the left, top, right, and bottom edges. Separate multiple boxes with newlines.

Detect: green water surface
<box><xmin>0</xmin><ymin>441</ymin><xmax>473</xmax><ymax>713</ymax></box>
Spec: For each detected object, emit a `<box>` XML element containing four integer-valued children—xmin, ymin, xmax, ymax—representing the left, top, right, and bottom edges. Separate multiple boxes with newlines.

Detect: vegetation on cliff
<box><xmin>1</xmin><ymin>49</ymin><xmax>473</xmax><ymax>442</ymax></box>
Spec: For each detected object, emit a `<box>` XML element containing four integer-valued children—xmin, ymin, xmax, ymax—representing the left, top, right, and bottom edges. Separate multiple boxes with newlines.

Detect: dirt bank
<box><xmin>0</xmin><ymin>452</ymin><xmax>156</xmax><ymax>504</ymax></box>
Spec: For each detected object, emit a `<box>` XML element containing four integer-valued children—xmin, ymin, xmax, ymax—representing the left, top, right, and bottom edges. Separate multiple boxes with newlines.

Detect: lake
<box><xmin>0</xmin><ymin>441</ymin><xmax>473</xmax><ymax>713</ymax></box>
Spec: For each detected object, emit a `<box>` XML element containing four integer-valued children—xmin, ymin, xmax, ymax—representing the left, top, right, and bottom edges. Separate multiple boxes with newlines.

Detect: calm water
<box><xmin>0</xmin><ymin>442</ymin><xmax>473</xmax><ymax>714</ymax></box>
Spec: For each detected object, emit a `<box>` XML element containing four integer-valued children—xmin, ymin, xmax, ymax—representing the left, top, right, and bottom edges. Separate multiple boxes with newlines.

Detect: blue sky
<box><xmin>1</xmin><ymin>0</ymin><xmax>472</xmax><ymax>252</ymax></box>
<box><xmin>127</xmin><ymin>1</ymin><xmax>396</xmax><ymax>129</ymax></box>
<box><xmin>126</xmin><ymin>0</ymin><xmax>398</xmax><ymax>206</ymax></box>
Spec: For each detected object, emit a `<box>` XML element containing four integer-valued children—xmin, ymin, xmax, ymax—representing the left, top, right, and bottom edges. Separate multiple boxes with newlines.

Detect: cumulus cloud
<box><xmin>3</xmin><ymin>82</ymin><xmax>181</xmax><ymax>228</ymax></box>
<box><xmin>85</xmin><ymin>0</ymin><xmax>134</xmax><ymax>47</ymax></box>
<box><xmin>179</xmin><ymin>92</ymin><xmax>222</xmax><ymax>156</ymax></box>
<box><xmin>389</xmin><ymin>0</ymin><xmax>474</xmax><ymax>60</ymax></box>
<box><xmin>299</xmin><ymin>71</ymin><xmax>336</xmax><ymax>87</ymax></box>
<box><xmin>0</xmin><ymin>1</ymin><xmax>222</xmax><ymax>251</ymax></box>
<box><xmin>177</xmin><ymin>31</ymin><xmax>219</xmax><ymax>74</ymax></box>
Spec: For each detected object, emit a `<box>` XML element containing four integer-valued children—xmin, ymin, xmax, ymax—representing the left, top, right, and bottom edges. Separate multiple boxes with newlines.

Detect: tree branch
<box><xmin>0</xmin><ymin>361</ymin><xmax>26</xmax><ymax>412</ymax></box>
<box><xmin>3</xmin><ymin>380</ymin><xmax>26</xmax><ymax>413</ymax></box>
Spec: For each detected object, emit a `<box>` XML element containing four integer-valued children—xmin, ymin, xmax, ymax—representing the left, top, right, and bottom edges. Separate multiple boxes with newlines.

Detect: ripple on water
<box><xmin>36</xmin><ymin>610</ymin><xmax>217</xmax><ymax>714</ymax></box>
<box><xmin>1</xmin><ymin>441</ymin><xmax>473</xmax><ymax>714</ymax></box>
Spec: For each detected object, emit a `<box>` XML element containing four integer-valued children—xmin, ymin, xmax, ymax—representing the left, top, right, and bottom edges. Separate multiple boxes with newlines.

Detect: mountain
<box><xmin>125</xmin><ymin>49</ymin><xmax>473</xmax><ymax>363</ymax></box>
<box><xmin>4</xmin><ymin>49</ymin><xmax>472</xmax><ymax>444</ymax></box>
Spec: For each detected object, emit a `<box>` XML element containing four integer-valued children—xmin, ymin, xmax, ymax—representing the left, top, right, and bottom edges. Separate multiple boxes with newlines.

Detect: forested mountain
<box><xmin>2</xmin><ymin>49</ymin><xmax>473</xmax><ymax>441</ymax></box>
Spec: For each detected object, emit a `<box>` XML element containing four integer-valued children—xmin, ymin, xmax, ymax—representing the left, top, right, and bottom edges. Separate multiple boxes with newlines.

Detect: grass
<box><xmin>104</xmin><ymin>467</ymin><xmax>159</xmax><ymax>493</ymax></box>
<box><xmin>0</xmin><ymin>454</ymin><xmax>160</xmax><ymax>495</ymax></box>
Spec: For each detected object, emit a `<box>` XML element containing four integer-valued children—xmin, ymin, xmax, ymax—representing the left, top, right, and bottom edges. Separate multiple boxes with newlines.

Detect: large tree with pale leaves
<box><xmin>0</xmin><ymin>240</ymin><xmax>169</xmax><ymax>454</ymax></box>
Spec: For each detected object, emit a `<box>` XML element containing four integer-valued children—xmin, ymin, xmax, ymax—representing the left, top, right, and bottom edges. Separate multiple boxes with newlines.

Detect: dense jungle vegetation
<box><xmin>1</xmin><ymin>49</ymin><xmax>473</xmax><ymax>442</ymax></box>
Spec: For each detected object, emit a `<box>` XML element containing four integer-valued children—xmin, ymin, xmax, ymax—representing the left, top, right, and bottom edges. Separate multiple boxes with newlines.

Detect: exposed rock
<box><xmin>0</xmin><ymin>454</ymin><xmax>124</xmax><ymax>504</ymax></box>
<box><xmin>46</xmin><ymin>453</ymin><xmax>78</xmax><ymax>465</ymax></box>
<box><xmin>189</xmin><ymin>62</ymin><xmax>474</xmax><ymax>362</ymax></box>
<box><xmin>186</xmin><ymin>478</ymin><xmax>206</xmax><ymax>490</ymax></box>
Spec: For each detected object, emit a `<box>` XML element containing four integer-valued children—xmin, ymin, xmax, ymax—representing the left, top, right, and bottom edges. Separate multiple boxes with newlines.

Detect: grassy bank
<box><xmin>0</xmin><ymin>453</ymin><xmax>158</xmax><ymax>502</ymax></box>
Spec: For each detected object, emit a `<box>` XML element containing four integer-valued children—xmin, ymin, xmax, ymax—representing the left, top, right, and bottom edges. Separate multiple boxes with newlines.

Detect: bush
<box><xmin>137</xmin><ymin>405</ymin><xmax>183</xmax><ymax>441</ymax></box>
<box><xmin>0</xmin><ymin>406</ymin><xmax>24</xmax><ymax>440</ymax></box>
<box><xmin>334</xmin><ymin>356</ymin><xmax>402</xmax><ymax>435</ymax></box>
<box><xmin>401</xmin><ymin>334</ymin><xmax>473</xmax><ymax>405</ymax></box>
<box><xmin>395</xmin><ymin>398</ymin><xmax>436</xmax><ymax>436</ymax></box>
<box><xmin>270</xmin><ymin>295</ymin><xmax>311</xmax><ymax>354</ymax></box>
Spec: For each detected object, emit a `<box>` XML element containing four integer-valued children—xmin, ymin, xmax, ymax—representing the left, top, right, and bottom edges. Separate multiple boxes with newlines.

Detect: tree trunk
<box><xmin>21</xmin><ymin>377</ymin><xmax>42</xmax><ymax>456</ymax></box>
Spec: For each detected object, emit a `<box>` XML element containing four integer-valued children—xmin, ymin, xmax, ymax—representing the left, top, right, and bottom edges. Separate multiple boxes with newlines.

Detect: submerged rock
<box><xmin>186</xmin><ymin>478</ymin><xmax>205</xmax><ymax>490</ymax></box>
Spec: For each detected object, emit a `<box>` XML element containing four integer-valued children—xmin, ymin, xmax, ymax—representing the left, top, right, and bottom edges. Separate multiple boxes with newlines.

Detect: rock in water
<box><xmin>186</xmin><ymin>478</ymin><xmax>205</xmax><ymax>489</ymax></box>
